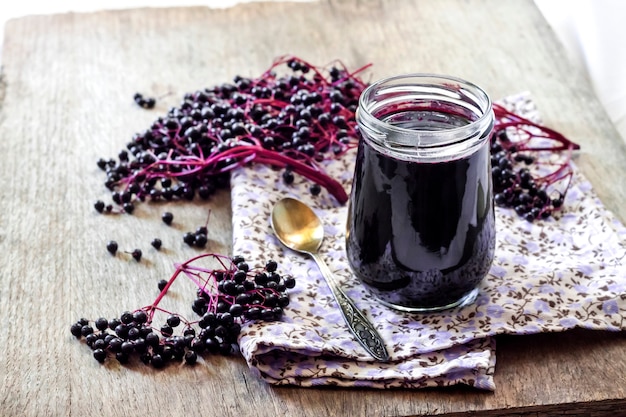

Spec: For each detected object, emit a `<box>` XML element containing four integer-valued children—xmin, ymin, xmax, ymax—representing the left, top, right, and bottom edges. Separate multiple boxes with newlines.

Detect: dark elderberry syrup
<box><xmin>346</xmin><ymin>74</ymin><xmax>496</xmax><ymax>312</ymax></box>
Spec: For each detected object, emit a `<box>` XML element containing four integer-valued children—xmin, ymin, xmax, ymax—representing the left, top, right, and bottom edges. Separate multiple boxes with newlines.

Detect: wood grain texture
<box><xmin>1</xmin><ymin>1</ymin><xmax>625</xmax><ymax>416</ymax></box>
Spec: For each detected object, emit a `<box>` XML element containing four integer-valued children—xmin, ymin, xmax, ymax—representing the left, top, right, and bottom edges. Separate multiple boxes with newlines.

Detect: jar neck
<box><xmin>357</xmin><ymin>74</ymin><xmax>494</xmax><ymax>162</ymax></box>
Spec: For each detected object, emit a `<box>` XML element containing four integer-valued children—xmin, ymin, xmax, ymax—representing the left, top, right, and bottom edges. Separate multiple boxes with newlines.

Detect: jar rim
<box><xmin>357</xmin><ymin>73</ymin><xmax>493</xmax><ymax>148</ymax></box>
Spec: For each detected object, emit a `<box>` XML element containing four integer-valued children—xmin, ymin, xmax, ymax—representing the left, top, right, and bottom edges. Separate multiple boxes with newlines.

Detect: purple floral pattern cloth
<box><xmin>230</xmin><ymin>94</ymin><xmax>626</xmax><ymax>390</ymax></box>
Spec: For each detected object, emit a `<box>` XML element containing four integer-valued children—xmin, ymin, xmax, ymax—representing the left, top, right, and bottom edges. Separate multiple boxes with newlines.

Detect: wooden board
<box><xmin>1</xmin><ymin>1</ymin><xmax>625</xmax><ymax>416</ymax></box>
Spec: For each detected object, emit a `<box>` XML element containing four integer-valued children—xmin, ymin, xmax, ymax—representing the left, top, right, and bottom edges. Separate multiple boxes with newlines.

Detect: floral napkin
<box><xmin>230</xmin><ymin>94</ymin><xmax>626</xmax><ymax>390</ymax></box>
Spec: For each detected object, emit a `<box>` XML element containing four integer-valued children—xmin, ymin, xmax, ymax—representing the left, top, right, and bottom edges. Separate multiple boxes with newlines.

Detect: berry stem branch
<box><xmin>148</xmin><ymin>253</ymin><xmax>234</xmax><ymax>320</ymax></box>
<box><xmin>493</xmin><ymin>104</ymin><xmax>580</xmax><ymax>152</ymax></box>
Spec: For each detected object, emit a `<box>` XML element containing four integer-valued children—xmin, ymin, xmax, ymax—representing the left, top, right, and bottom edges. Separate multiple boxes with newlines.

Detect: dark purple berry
<box><xmin>106</xmin><ymin>241</ymin><xmax>118</xmax><ymax>255</ymax></box>
<box><xmin>94</xmin><ymin>200</ymin><xmax>105</xmax><ymax>213</ymax></box>
<box><xmin>131</xmin><ymin>249</ymin><xmax>142</xmax><ymax>262</ymax></box>
<box><xmin>151</xmin><ymin>354</ymin><xmax>165</xmax><ymax>368</ymax></box>
<box><xmin>70</xmin><ymin>323</ymin><xmax>83</xmax><ymax>338</ymax></box>
<box><xmin>184</xmin><ymin>350</ymin><xmax>198</xmax><ymax>365</ymax></box>
<box><xmin>108</xmin><ymin>318</ymin><xmax>121</xmax><ymax>330</ymax></box>
<box><xmin>161</xmin><ymin>212</ymin><xmax>174</xmax><ymax>225</ymax></box>
<box><xmin>309</xmin><ymin>183</ymin><xmax>322</xmax><ymax>196</ymax></box>
<box><xmin>194</xmin><ymin>234</ymin><xmax>208</xmax><ymax>248</ymax></box>
<box><xmin>108</xmin><ymin>337</ymin><xmax>123</xmax><ymax>353</ymax></box>
<box><xmin>265</xmin><ymin>260</ymin><xmax>278</xmax><ymax>272</ymax></box>
<box><xmin>282</xmin><ymin>169</ymin><xmax>294</xmax><ymax>184</ymax></box>
<box><xmin>229</xmin><ymin>304</ymin><xmax>244</xmax><ymax>317</ymax></box>
<box><xmin>120</xmin><ymin>311</ymin><xmax>133</xmax><ymax>324</ymax></box>
<box><xmin>94</xmin><ymin>317</ymin><xmax>109</xmax><ymax>331</ymax></box>
<box><xmin>123</xmin><ymin>202</ymin><xmax>135</xmax><ymax>214</ymax></box>
<box><xmin>183</xmin><ymin>232</ymin><xmax>196</xmax><ymax>246</ymax></box>
<box><xmin>160</xmin><ymin>325</ymin><xmax>173</xmax><ymax>337</ymax></box>
<box><xmin>96</xmin><ymin>158</ymin><xmax>107</xmax><ymax>170</ymax></box>
<box><xmin>283</xmin><ymin>276</ymin><xmax>296</xmax><ymax>289</ymax></box>
<box><xmin>145</xmin><ymin>332</ymin><xmax>160</xmax><ymax>347</ymax></box>
<box><xmin>133</xmin><ymin>310</ymin><xmax>148</xmax><ymax>324</ymax></box>
<box><xmin>81</xmin><ymin>325</ymin><xmax>94</xmax><ymax>336</ymax></box>
<box><xmin>93</xmin><ymin>348</ymin><xmax>107</xmax><ymax>363</ymax></box>
<box><xmin>254</xmin><ymin>272</ymin><xmax>268</xmax><ymax>285</ymax></box>
<box><xmin>85</xmin><ymin>333</ymin><xmax>98</xmax><ymax>347</ymax></box>
<box><xmin>166</xmin><ymin>315</ymin><xmax>181</xmax><ymax>328</ymax></box>
<box><xmin>233</xmin><ymin>270</ymin><xmax>247</xmax><ymax>283</ymax></box>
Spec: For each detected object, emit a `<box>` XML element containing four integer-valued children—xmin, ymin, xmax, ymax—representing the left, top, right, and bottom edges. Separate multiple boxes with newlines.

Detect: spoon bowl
<box><xmin>270</xmin><ymin>197</ymin><xmax>325</xmax><ymax>254</ymax></box>
<box><xmin>270</xmin><ymin>197</ymin><xmax>389</xmax><ymax>362</ymax></box>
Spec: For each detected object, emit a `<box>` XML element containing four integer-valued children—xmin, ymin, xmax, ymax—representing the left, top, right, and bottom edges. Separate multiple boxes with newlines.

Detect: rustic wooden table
<box><xmin>1</xmin><ymin>1</ymin><xmax>625</xmax><ymax>416</ymax></box>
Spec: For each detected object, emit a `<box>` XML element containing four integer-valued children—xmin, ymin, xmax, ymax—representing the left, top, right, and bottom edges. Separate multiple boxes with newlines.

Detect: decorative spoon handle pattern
<box><xmin>310</xmin><ymin>253</ymin><xmax>390</xmax><ymax>362</ymax></box>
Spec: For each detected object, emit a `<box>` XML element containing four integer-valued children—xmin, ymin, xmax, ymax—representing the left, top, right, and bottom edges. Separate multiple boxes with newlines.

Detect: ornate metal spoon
<box><xmin>270</xmin><ymin>197</ymin><xmax>389</xmax><ymax>362</ymax></box>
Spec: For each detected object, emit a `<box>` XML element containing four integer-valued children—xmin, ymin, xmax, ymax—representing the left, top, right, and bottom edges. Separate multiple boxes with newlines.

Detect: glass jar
<box><xmin>346</xmin><ymin>74</ymin><xmax>496</xmax><ymax>312</ymax></box>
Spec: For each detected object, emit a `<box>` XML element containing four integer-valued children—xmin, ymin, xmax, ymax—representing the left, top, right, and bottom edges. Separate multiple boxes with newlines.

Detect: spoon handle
<box><xmin>310</xmin><ymin>253</ymin><xmax>390</xmax><ymax>362</ymax></box>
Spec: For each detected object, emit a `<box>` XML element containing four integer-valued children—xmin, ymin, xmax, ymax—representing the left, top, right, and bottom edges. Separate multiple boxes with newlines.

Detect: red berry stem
<box><xmin>493</xmin><ymin>104</ymin><xmax>580</xmax><ymax>152</ymax></box>
<box><xmin>149</xmin><ymin>253</ymin><xmax>232</xmax><ymax>313</ymax></box>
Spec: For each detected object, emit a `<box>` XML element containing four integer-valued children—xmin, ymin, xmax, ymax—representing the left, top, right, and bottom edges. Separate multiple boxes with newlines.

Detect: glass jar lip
<box><xmin>357</xmin><ymin>73</ymin><xmax>493</xmax><ymax>146</ymax></box>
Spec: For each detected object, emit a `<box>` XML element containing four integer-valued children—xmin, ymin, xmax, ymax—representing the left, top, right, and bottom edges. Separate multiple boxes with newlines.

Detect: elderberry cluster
<box><xmin>190</xmin><ymin>257</ymin><xmax>294</xmax><ymax>322</ymax></box>
<box><xmin>95</xmin><ymin>56</ymin><xmax>366</xmax><ymax>212</ymax></box>
<box><xmin>490</xmin><ymin>130</ymin><xmax>564</xmax><ymax>222</ymax></box>
<box><xmin>70</xmin><ymin>311</ymin><xmax>203</xmax><ymax>367</ymax></box>
<box><xmin>71</xmin><ymin>255</ymin><xmax>295</xmax><ymax>368</ymax></box>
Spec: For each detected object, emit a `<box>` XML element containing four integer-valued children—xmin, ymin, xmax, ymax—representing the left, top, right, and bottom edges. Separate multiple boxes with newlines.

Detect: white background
<box><xmin>0</xmin><ymin>0</ymin><xmax>624</xmax><ymax>143</ymax></box>
<box><xmin>534</xmin><ymin>0</ymin><xmax>626</xmax><ymax>143</ymax></box>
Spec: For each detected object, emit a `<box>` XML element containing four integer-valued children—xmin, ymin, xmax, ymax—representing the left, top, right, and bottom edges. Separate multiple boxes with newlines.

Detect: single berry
<box><xmin>151</xmin><ymin>353</ymin><xmax>165</xmax><ymax>368</ymax></box>
<box><xmin>70</xmin><ymin>322</ymin><xmax>83</xmax><ymax>338</ymax></box>
<box><xmin>143</xmin><ymin>97</ymin><xmax>156</xmax><ymax>109</ymax></box>
<box><xmin>229</xmin><ymin>304</ymin><xmax>244</xmax><ymax>317</ymax></box>
<box><xmin>96</xmin><ymin>158</ymin><xmax>107</xmax><ymax>170</ymax></box>
<box><xmin>265</xmin><ymin>260</ymin><xmax>278</xmax><ymax>272</ymax></box>
<box><xmin>133</xmin><ymin>310</ymin><xmax>148</xmax><ymax>324</ymax></box>
<box><xmin>93</xmin><ymin>348</ymin><xmax>107</xmax><ymax>363</ymax></box>
<box><xmin>254</xmin><ymin>272</ymin><xmax>268</xmax><ymax>285</ymax></box>
<box><xmin>184</xmin><ymin>350</ymin><xmax>198</xmax><ymax>365</ymax></box>
<box><xmin>106</xmin><ymin>241</ymin><xmax>118</xmax><ymax>255</ymax></box>
<box><xmin>194</xmin><ymin>233</ymin><xmax>208</xmax><ymax>248</ymax></box>
<box><xmin>120</xmin><ymin>311</ymin><xmax>133</xmax><ymax>324</ymax></box>
<box><xmin>309</xmin><ymin>183</ymin><xmax>322</xmax><ymax>196</ymax></box>
<box><xmin>283</xmin><ymin>276</ymin><xmax>296</xmax><ymax>288</ymax></box>
<box><xmin>94</xmin><ymin>200</ymin><xmax>105</xmax><ymax>213</ymax></box>
<box><xmin>166</xmin><ymin>314</ymin><xmax>181</xmax><ymax>328</ymax></box>
<box><xmin>233</xmin><ymin>270</ymin><xmax>247</xmax><ymax>283</ymax></box>
<box><xmin>123</xmin><ymin>202</ymin><xmax>135</xmax><ymax>214</ymax></box>
<box><xmin>151</xmin><ymin>238</ymin><xmax>162</xmax><ymax>250</ymax></box>
<box><xmin>183</xmin><ymin>232</ymin><xmax>196</xmax><ymax>246</ymax></box>
<box><xmin>94</xmin><ymin>317</ymin><xmax>109</xmax><ymax>331</ymax></box>
<box><xmin>131</xmin><ymin>249</ymin><xmax>142</xmax><ymax>262</ymax></box>
<box><xmin>162</xmin><ymin>212</ymin><xmax>174</xmax><ymax>225</ymax></box>
<box><xmin>282</xmin><ymin>169</ymin><xmax>295</xmax><ymax>184</ymax></box>
<box><xmin>160</xmin><ymin>325</ymin><xmax>173</xmax><ymax>337</ymax></box>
